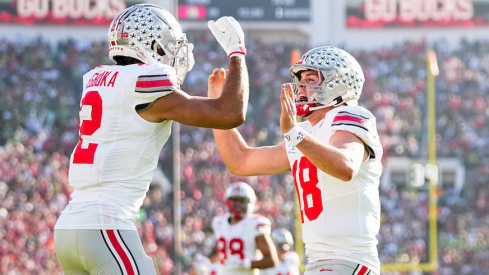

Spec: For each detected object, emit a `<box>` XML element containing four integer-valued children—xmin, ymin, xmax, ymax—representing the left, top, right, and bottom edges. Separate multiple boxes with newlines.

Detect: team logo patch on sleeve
<box><xmin>136</xmin><ymin>74</ymin><xmax>177</xmax><ymax>93</ymax></box>
<box><xmin>332</xmin><ymin>111</ymin><xmax>369</xmax><ymax>131</ymax></box>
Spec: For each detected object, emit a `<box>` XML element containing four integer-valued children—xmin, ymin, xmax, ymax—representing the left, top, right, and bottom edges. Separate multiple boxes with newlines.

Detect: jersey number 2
<box><xmin>293</xmin><ymin>157</ymin><xmax>323</xmax><ymax>222</ymax></box>
<box><xmin>73</xmin><ymin>91</ymin><xmax>103</xmax><ymax>164</ymax></box>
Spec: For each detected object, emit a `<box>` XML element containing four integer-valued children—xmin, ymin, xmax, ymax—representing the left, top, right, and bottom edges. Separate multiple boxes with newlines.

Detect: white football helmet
<box><xmin>287</xmin><ymin>46</ymin><xmax>365</xmax><ymax>116</ymax></box>
<box><xmin>271</xmin><ymin>228</ymin><xmax>294</xmax><ymax>251</ymax></box>
<box><xmin>108</xmin><ymin>4</ymin><xmax>194</xmax><ymax>84</ymax></box>
<box><xmin>224</xmin><ymin>182</ymin><xmax>256</xmax><ymax>219</ymax></box>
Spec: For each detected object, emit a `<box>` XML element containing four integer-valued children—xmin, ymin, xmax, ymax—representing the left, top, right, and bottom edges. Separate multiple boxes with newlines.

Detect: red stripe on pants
<box><xmin>358</xmin><ymin>265</ymin><xmax>369</xmax><ymax>275</ymax></box>
<box><xmin>106</xmin><ymin>230</ymin><xmax>135</xmax><ymax>275</ymax></box>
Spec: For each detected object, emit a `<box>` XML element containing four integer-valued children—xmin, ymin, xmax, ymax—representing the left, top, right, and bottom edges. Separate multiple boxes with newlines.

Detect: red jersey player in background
<box><xmin>210</xmin><ymin>46</ymin><xmax>383</xmax><ymax>275</ymax></box>
<box><xmin>53</xmin><ymin>3</ymin><xmax>249</xmax><ymax>274</ymax></box>
<box><xmin>212</xmin><ymin>182</ymin><xmax>278</xmax><ymax>274</ymax></box>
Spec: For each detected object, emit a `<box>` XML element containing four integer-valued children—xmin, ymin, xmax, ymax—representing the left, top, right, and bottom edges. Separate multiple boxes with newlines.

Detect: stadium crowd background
<box><xmin>0</xmin><ymin>33</ymin><xmax>489</xmax><ymax>274</ymax></box>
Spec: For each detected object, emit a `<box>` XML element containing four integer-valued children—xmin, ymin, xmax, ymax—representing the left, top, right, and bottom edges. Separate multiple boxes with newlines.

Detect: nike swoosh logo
<box><xmin>320</xmin><ymin>268</ymin><xmax>333</xmax><ymax>272</ymax></box>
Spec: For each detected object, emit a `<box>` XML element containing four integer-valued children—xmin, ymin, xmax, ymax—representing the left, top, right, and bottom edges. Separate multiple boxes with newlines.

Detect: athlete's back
<box><xmin>70</xmin><ymin>63</ymin><xmax>177</xmax><ymax>186</ymax></box>
<box><xmin>56</xmin><ymin>63</ymin><xmax>176</xmax><ymax>230</ymax></box>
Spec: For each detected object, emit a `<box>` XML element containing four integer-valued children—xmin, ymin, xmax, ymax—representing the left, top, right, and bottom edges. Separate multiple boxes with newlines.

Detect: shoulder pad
<box><xmin>211</xmin><ymin>214</ymin><xmax>228</xmax><ymax>230</ymax></box>
<box><xmin>132</xmin><ymin>64</ymin><xmax>179</xmax><ymax>104</ymax></box>
<box><xmin>330</xmin><ymin>106</ymin><xmax>383</xmax><ymax>159</ymax></box>
<box><xmin>249</xmin><ymin>215</ymin><xmax>271</xmax><ymax>235</ymax></box>
<box><xmin>135</xmin><ymin>63</ymin><xmax>180</xmax><ymax>93</ymax></box>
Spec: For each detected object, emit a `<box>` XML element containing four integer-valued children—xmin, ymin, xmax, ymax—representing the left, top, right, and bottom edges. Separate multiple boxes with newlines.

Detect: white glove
<box><xmin>226</xmin><ymin>257</ymin><xmax>252</xmax><ymax>269</ymax></box>
<box><xmin>207</xmin><ymin>16</ymin><xmax>246</xmax><ymax>58</ymax></box>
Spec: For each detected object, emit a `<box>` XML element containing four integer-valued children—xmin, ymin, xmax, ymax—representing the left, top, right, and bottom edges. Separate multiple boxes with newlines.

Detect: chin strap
<box><xmin>304</xmin><ymin>95</ymin><xmax>349</xmax><ymax>113</ymax></box>
<box><xmin>296</xmin><ymin>101</ymin><xmax>331</xmax><ymax>117</ymax></box>
<box><xmin>309</xmin><ymin>104</ymin><xmax>330</xmax><ymax>111</ymax></box>
<box><xmin>296</xmin><ymin>103</ymin><xmax>314</xmax><ymax>117</ymax></box>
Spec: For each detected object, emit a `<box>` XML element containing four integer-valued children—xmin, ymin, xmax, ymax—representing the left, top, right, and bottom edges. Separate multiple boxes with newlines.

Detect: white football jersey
<box><xmin>285</xmin><ymin>105</ymin><xmax>383</xmax><ymax>275</ymax></box>
<box><xmin>55</xmin><ymin>63</ymin><xmax>178</xmax><ymax>230</ymax></box>
<box><xmin>212</xmin><ymin>213</ymin><xmax>271</xmax><ymax>275</ymax></box>
<box><xmin>208</xmin><ymin>261</ymin><xmax>220</xmax><ymax>275</ymax></box>
<box><xmin>261</xmin><ymin>251</ymin><xmax>300</xmax><ymax>275</ymax></box>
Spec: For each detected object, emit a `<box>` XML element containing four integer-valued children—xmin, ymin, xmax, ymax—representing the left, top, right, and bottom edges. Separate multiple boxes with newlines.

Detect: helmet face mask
<box><xmin>224</xmin><ymin>182</ymin><xmax>256</xmax><ymax>220</ymax></box>
<box><xmin>108</xmin><ymin>4</ymin><xmax>194</xmax><ymax>84</ymax></box>
<box><xmin>292</xmin><ymin>69</ymin><xmax>332</xmax><ymax>117</ymax></box>
<box><xmin>286</xmin><ymin>46</ymin><xmax>365</xmax><ymax>116</ymax></box>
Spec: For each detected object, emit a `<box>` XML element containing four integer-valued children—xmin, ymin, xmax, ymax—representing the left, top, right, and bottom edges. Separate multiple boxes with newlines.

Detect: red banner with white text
<box><xmin>0</xmin><ymin>0</ymin><xmax>144</xmax><ymax>25</ymax></box>
<box><xmin>346</xmin><ymin>0</ymin><xmax>489</xmax><ymax>28</ymax></box>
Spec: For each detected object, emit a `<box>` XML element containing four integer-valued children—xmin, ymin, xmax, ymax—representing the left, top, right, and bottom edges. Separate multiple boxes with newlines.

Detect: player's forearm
<box><xmin>251</xmin><ymin>256</ymin><xmax>277</xmax><ymax>269</ymax></box>
<box><xmin>213</xmin><ymin>128</ymin><xmax>251</xmax><ymax>175</ymax></box>
<box><xmin>219</xmin><ymin>56</ymin><xmax>249</xmax><ymax>122</ymax></box>
<box><xmin>296</xmin><ymin>135</ymin><xmax>359</xmax><ymax>181</ymax></box>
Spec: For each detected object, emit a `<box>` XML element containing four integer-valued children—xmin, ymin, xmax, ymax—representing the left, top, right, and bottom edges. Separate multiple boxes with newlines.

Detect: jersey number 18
<box><xmin>293</xmin><ymin>157</ymin><xmax>324</xmax><ymax>222</ymax></box>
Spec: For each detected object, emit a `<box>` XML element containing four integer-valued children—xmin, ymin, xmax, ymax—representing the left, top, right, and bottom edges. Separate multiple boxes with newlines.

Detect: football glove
<box><xmin>207</xmin><ymin>16</ymin><xmax>246</xmax><ymax>58</ymax></box>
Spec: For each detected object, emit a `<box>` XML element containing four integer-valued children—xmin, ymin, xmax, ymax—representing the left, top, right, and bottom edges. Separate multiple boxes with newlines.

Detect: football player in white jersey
<box><xmin>189</xmin><ymin>236</ymin><xmax>220</xmax><ymax>275</ymax></box>
<box><xmin>189</xmin><ymin>253</ymin><xmax>211</xmax><ymax>275</ymax></box>
<box><xmin>207</xmin><ymin>238</ymin><xmax>221</xmax><ymax>275</ymax></box>
<box><xmin>212</xmin><ymin>182</ymin><xmax>278</xmax><ymax>275</ymax></box>
<box><xmin>54</xmin><ymin>4</ymin><xmax>250</xmax><ymax>275</ymax></box>
<box><xmin>262</xmin><ymin>228</ymin><xmax>301</xmax><ymax>275</ymax></box>
<box><xmin>211</xmin><ymin>46</ymin><xmax>383</xmax><ymax>275</ymax></box>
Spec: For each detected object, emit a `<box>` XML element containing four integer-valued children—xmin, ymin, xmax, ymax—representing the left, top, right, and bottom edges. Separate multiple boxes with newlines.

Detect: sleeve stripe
<box><xmin>136</xmin><ymin>74</ymin><xmax>177</xmax><ymax>93</ymax></box>
<box><xmin>332</xmin><ymin>111</ymin><xmax>370</xmax><ymax>131</ymax></box>
<box><xmin>138</xmin><ymin>74</ymin><xmax>168</xmax><ymax>79</ymax></box>
<box><xmin>331</xmin><ymin>122</ymin><xmax>368</xmax><ymax>132</ymax></box>
<box><xmin>136</xmin><ymin>78</ymin><xmax>173</xmax><ymax>89</ymax></box>
<box><xmin>135</xmin><ymin>88</ymin><xmax>174</xmax><ymax>93</ymax></box>
<box><xmin>333</xmin><ymin>114</ymin><xmax>365</xmax><ymax>124</ymax></box>
<box><xmin>337</xmin><ymin>111</ymin><xmax>369</xmax><ymax>119</ymax></box>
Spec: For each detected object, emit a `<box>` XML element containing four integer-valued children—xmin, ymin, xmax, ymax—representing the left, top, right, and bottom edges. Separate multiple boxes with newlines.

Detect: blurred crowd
<box><xmin>0</xmin><ymin>34</ymin><xmax>489</xmax><ymax>274</ymax></box>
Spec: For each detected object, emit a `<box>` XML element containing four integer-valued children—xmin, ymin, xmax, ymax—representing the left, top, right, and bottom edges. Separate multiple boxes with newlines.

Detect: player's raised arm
<box><xmin>207</xmin><ymin>16</ymin><xmax>249</xmax><ymax>124</ymax></box>
<box><xmin>139</xmin><ymin>16</ymin><xmax>249</xmax><ymax>129</ymax></box>
<box><xmin>213</xmin><ymin>128</ymin><xmax>290</xmax><ymax>176</ymax></box>
<box><xmin>207</xmin><ymin>68</ymin><xmax>290</xmax><ymax>176</ymax></box>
